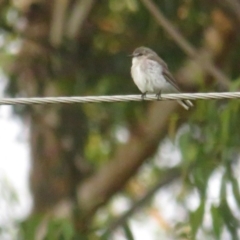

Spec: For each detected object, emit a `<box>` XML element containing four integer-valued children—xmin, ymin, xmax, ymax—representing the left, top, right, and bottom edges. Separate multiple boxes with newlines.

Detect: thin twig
<box><xmin>140</xmin><ymin>0</ymin><xmax>230</xmax><ymax>88</ymax></box>
<box><xmin>66</xmin><ymin>0</ymin><xmax>96</xmax><ymax>39</ymax></box>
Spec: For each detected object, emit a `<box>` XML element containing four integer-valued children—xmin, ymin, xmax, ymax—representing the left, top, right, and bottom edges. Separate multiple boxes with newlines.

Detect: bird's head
<box><xmin>130</xmin><ymin>46</ymin><xmax>157</xmax><ymax>58</ymax></box>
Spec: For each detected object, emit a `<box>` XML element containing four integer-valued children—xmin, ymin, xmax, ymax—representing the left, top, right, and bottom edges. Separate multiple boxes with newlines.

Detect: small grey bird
<box><xmin>130</xmin><ymin>46</ymin><xmax>193</xmax><ymax>110</ymax></box>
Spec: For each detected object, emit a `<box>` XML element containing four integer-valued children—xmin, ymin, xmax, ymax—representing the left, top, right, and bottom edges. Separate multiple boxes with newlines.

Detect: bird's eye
<box><xmin>137</xmin><ymin>53</ymin><xmax>143</xmax><ymax>56</ymax></box>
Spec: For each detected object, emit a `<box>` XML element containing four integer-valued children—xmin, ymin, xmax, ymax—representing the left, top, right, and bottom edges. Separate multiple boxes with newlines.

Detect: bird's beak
<box><xmin>128</xmin><ymin>54</ymin><xmax>134</xmax><ymax>57</ymax></box>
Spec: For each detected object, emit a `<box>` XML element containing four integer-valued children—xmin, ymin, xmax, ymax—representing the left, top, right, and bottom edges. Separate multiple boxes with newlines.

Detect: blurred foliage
<box><xmin>0</xmin><ymin>0</ymin><xmax>239</xmax><ymax>239</ymax></box>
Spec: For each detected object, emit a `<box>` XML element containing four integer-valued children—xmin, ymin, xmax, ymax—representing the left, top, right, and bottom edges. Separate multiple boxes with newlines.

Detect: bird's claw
<box><xmin>156</xmin><ymin>91</ymin><xmax>162</xmax><ymax>101</ymax></box>
<box><xmin>141</xmin><ymin>92</ymin><xmax>147</xmax><ymax>100</ymax></box>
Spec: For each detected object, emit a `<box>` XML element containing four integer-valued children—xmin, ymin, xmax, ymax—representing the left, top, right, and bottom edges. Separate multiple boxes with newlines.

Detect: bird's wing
<box><xmin>162</xmin><ymin>68</ymin><xmax>181</xmax><ymax>92</ymax></box>
<box><xmin>148</xmin><ymin>55</ymin><xmax>181</xmax><ymax>92</ymax></box>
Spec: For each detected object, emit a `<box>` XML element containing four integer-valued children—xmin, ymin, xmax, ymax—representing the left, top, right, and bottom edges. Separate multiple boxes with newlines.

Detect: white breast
<box><xmin>131</xmin><ymin>57</ymin><xmax>168</xmax><ymax>94</ymax></box>
<box><xmin>131</xmin><ymin>57</ymin><xmax>149</xmax><ymax>93</ymax></box>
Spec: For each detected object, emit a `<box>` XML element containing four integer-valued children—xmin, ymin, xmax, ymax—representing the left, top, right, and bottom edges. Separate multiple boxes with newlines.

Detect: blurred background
<box><xmin>0</xmin><ymin>0</ymin><xmax>240</xmax><ymax>239</ymax></box>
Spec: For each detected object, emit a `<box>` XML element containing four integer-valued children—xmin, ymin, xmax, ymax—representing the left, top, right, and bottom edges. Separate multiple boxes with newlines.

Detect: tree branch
<box><xmin>50</xmin><ymin>0</ymin><xmax>70</xmax><ymax>46</ymax></box>
<box><xmin>222</xmin><ymin>0</ymin><xmax>240</xmax><ymax>25</ymax></box>
<box><xmin>105</xmin><ymin>168</ymin><xmax>181</xmax><ymax>234</ymax></box>
<box><xmin>78</xmin><ymin>101</ymin><xmax>182</xmax><ymax>216</ymax></box>
<box><xmin>140</xmin><ymin>0</ymin><xmax>230</xmax><ymax>88</ymax></box>
<box><xmin>66</xmin><ymin>0</ymin><xmax>96</xmax><ymax>39</ymax></box>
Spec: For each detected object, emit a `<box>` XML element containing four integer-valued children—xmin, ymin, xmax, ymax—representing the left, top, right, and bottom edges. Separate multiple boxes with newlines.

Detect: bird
<box><xmin>130</xmin><ymin>46</ymin><xmax>193</xmax><ymax>110</ymax></box>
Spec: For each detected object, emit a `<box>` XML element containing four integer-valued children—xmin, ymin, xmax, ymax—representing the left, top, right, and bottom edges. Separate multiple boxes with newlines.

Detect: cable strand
<box><xmin>0</xmin><ymin>92</ymin><xmax>240</xmax><ymax>106</ymax></box>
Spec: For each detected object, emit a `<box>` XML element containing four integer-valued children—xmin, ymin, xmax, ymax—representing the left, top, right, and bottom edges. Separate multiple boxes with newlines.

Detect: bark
<box><xmin>11</xmin><ymin>0</ymin><xmax>90</xmax><ymax>213</ymax></box>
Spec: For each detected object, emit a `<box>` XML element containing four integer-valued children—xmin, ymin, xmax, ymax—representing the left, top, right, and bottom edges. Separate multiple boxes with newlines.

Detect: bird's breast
<box><xmin>131</xmin><ymin>58</ymin><xmax>148</xmax><ymax>93</ymax></box>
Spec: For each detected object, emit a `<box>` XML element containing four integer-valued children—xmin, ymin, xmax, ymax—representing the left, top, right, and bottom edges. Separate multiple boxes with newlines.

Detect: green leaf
<box><xmin>219</xmin><ymin>199</ymin><xmax>239</xmax><ymax>240</ymax></box>
<box><xmin>19</xmin><ymin>215</ymin><xmax>43</xmax><ymax>240</ymax></box>
<box><xmin>229</xmin><ymin>78</ymin><xmax>240</xmax><ymax>91</ymax></box>
<box><xmin>100</xmin><ymin>231</ymin><xmax>110</xmax><ymax>240</ymax></box>
<box><xmin>220</xmin><ymin>107</ymin><xmax>230</xmax><ymax>146</ymax></box>
<box><xmin>189</xmin><ymin>200</ymin><xmax>205</xmax><ymax>237</ymax></box>
<box><xmin>179</xmin><ymin>132</ymin><xmax>197</xmax><ymax>165</ymax></box>
<box><xmin>210</xmin><ymin>205</ymin><xmax>223</xmax><ymax>238</ymax></box>
<box><xmin>220</xmin><ymin>175</ymin><xmax>227</xmax><ymax>199</ymax></box>
<box><xmin>230</xmin><ymin>176</ymin><xmax>240</xmax><ymax>208</ymax></box>
<box><xmin>43</xmin><ymin>218</ymin><xmax>75</xmax><ymax>240</ymax></box>
<box><xmin>122</xmin><ymin>222</ymin><xmax>135</xmax><ymax>240</ymax></box>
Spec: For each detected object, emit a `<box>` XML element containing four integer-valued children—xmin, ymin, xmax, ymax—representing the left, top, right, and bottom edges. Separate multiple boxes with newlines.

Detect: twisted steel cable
<box><xmin>0</xmin><ymin>92</ymin><xmax>239</xmax><ymax>105</ymax></box>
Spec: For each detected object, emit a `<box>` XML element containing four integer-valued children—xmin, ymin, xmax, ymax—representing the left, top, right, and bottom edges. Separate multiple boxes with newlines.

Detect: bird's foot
<box><xmin>156</xmin><ymin>91</ymin><xmax>162</xmax><ymax>101</ymax></box>
<box><xmin>141</xmin><ymin>92</ymin><xmax>147</xmax><ymax>100</ymax></box>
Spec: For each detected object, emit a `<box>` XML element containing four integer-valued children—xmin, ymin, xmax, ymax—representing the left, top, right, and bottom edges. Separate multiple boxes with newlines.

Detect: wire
<box><xmin>0</xmin><ymin>92</ymin><xmax>239</xmax><ymax>106</ymax></box>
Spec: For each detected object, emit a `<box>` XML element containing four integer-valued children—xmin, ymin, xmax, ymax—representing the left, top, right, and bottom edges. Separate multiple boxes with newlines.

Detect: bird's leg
<box><xmin>141</xmin><ymin>92</ymin><xmax>147</xmax><ymax>100</ymax></box>
<box><xmin>156</xmin><ymin>90</ymin><xmax>162</xmax><ymax>101</ymax></box>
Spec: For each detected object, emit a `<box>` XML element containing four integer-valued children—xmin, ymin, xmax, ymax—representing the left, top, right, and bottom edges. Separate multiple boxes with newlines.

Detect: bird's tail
<box><xmin>177</xmin><ymin>99</ymin><xmax>193</xmax><ymax>110</ymax></box>
<box><xmin>167</xmin><ymin>86</ymin><xmax>194</xmax><ymax>110</ymax></box>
